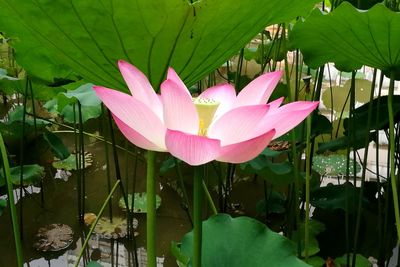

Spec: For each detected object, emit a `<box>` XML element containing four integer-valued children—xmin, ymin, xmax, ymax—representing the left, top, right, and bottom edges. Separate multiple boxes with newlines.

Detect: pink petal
<box><xmin>199</xmin><ymin>84</ymin><xmax>237</xmax><ymax>118</ymax></box>
<box><xmin>207</xmin><ymin>105</ymin><xmax>269</xmax><ymax>146</ymax></box>
<box><xmin>233</xmin><ymin>71</ymin><xmax>283</xmax><ymax>107</ymax></box>
<box><xmin>93</xmin><ymin>86</ymin><xmax>166</xmax><ymax>148</ymax></box>
<box><xmin>217</xmin><ymin>129</ymin><xmax>276</xmax><ymax>163</ymax></box>
<box><xmin>161</xmin><ymin>79</ymin><xmax>199</xmax><ymax>134</ymax></box>
<box><xmin>268</xmin><ymin>97</ymin><xmax>284</xmax><ymax>111</ymax></box>
<box><xmin>166</xmin><ymin>68</ymin><xmax>191</xmax><ymax>97</ymax></box>
<box><xmin>257</xmin><ymin>101</ymin><xmax>319</xmax><ymax>138</ymax></box>
<box><xmin>165</xmin><ymin>129</ymin><xmax>221</xmax><ymax>166</ymax></box>
<box><xmin>118</xmin><ymin>60</ymin><xmax>163</xmax><ymax>118</ymax></box>
<box><xmin>113</xmin><ymin>115</ymin><xmax>166</xmax><ymax>152</ymax></box>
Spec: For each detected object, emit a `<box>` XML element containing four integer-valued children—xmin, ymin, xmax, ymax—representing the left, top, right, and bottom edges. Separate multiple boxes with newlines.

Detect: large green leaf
<box><xmin>178</xmin><ymin>214</ymin><xmax>310</xmax><ymax>267</ymax></box>
<box><xmin>0</xmin><ymin>0</ymin><xmax>318</xmax><ymax>88</ymax></box>
<box><xmin>290</xmin><ymin>3</ymin><xmax>400</xmax><ymax>75</ymax></box>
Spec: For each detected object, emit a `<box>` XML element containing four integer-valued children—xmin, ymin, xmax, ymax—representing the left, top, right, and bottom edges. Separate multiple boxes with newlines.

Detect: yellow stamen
<box><xmin>193</xmin><ymin>97</ymin><xmax>220</xmax><ymax>136</ymax></box>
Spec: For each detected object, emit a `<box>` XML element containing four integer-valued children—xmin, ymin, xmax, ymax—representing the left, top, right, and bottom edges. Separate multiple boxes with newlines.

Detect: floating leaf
<box><xmin>94</xmin><ymin>217</ymin><xmax>137</xmax><ymax>240</ymax></box>
<box><xmin>33</xmin><ymin>223</ymin><xmax>74</xmax><ymax>252</ymax></box>
<box><xmin>118</xmin><ymin>193</ymin><xmax>161</xmax><ymax>213</ymax></box>
<box><xmin>178</xmin><ymin>214</ymin><xmax>310</xmax><ymax>267</ymax></box>
<box><xmin>0</xmin><ymin>164</ymin><xmax>45</xmax><ymax>187</ymax></box>
<box><xmin>52</xmin><ymin>152</ymin><xmax>93</xmax><ymax>171</ymax></box>
<box><xmin>313</xmin><ymin>154</ymin><xmax>360</xmax><ymax>176</ymax></box>
<box><xmin>290</xmin><ymin>3</ymin><xmax>400</xmax><ymax>77</ymax></box>
<box><xmin>0</xmin><ymin>0</ymin><xmax>319</xmax><ymax>88</ymax></box>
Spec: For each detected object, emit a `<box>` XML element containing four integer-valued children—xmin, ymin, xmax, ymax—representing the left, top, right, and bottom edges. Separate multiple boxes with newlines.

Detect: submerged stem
<box><xmin>0</xmin><ymin>133</ymin><xmax>24</xmax><ymax>267</ymax></box>
<box><xmin>74</xmin><ymin>180</ymin><xmax>120</xmax><ymax>267</ymax></box>
<box><xmin>146</xmin><ymin>151</ymin><xmax>157</xmax><ymax>267</ymax></box>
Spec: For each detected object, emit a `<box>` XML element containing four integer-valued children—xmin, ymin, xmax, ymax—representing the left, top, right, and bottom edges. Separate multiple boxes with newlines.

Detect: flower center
<box><xmin>193</xmin><ymin>97</ymin><xmax>220</xmax><ymax>136</ymax></box>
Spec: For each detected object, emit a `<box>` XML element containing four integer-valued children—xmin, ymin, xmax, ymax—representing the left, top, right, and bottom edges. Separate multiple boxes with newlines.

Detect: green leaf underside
<box><xmin>0</xmin><ymin>0</ymin><xmax>319</xmax><ymax>89</ymax></box>
<box><xmin>290</xmin><ymin>3</ymin><xmax>400</xmax><ymax>73</ymax></box>
<box><xmin>179</xmin><ymin>214</ymin><xmax>310</xmax><ymax>267</ymax></box>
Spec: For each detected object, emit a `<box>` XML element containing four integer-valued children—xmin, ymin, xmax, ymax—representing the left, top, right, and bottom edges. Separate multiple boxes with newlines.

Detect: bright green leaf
<box><xmin>178</xmin><ymin>214</ymin><xmax>310</xmax><ymax>267</ymax></box>
<box><xmin>290</xmin><ymin>3</ymin><xmax>400</xmax><ymax>77</ymax></box>
<box><xmin>0</xmin><ymin>0</ymin><xmax>319</xmax><ymax>88</ymax></box>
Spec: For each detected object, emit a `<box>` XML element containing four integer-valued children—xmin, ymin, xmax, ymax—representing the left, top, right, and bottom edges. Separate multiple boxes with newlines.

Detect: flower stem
<box><xmin>146</xmin><ymin>151</ymin><xmax>157</xmax><ymax>267</ymax></box>
<box><xmin>388</xmin><ymin>71</ymin><xmax>400</xmax><ymax>243</ymax></box>
<box><xmin>0</xmin><ymin>133</ymin><xmax>24</xmax><ymax>267</ymax></box>
<box><xmin>74</xmin><ymin>179</ymin><xmax>120</xmax><ymax>267</ymax></box>
<box><xmin>193</xmin><ymin>166</ymin><xmax>204</xmax><ymax>267</ymax></box>
<box><xmin>305</xmin><ymin>115</ymin><xmax>312</xmax><ymax>260</ymax></box>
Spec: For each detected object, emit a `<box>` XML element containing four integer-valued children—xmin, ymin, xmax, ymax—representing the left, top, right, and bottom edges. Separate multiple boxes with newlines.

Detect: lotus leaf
<box><xmin>118</xmin><ymin>193</ymin><xmax>161</xmax><ymax>213</ymax></box>
<box><xmin>178</xmin><ymin>214</ymin><xmax>310</xmax><ymax>267</ymax></box>
<box><xmin>0</xmin><ymin>164</ymin><xmax>45</xmax><ymax>187</ymax></box>
<box><xmin>311</xmin><ymin>183</ymin><xmax>369</xmax><ymax>213</ymax></box>
<box><xmin>33</xmin><ymin>223</ymin><xmax>74</xmax><ymax>252</ymax></box>
<box><xmin>313</xmin><ymin>154</ymin><xmax>361</xmax><ymax>176</ymax></box>
<box><xmin>0</xmin><ymin>0</ymin><xmax>319</xmax><ymax>88</ymax></box>
<box><xmin>290</xmin><ymin>3</ymin><xmax>400</xmax><ymax>78</ymax></box>
<box><xmin>52</xmin><ymin>152</ymin><xmax>93</xmax><ymax>171</ymax></box>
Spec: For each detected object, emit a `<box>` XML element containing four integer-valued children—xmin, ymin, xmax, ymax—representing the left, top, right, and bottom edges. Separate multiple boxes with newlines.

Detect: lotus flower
<box><xmin>94</xmin><ymin>60</ymin><xmax>318</xmax><ymax>166</ymax></box>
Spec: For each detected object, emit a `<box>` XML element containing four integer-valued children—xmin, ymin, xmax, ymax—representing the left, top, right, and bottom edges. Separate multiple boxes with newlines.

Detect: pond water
<box><xmin>0</xmin><ymin>130</ymin><xmax>192</xmax><ymax>267</ymax></box>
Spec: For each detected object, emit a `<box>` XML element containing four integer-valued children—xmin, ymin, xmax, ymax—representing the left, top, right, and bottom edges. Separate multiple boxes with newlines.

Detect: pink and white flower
<box><xmin>94</xmin><ymin>60</ymin><xmax>318</xmax><ymax>166</ymax></box>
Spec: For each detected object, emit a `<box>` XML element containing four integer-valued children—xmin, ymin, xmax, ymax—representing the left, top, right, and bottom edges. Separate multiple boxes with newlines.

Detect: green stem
<box><xmin>74</xmin><ymin>180</ymin><xmax>120</xmax><ymax>267</ymax></box>
<box><xmin>202</xmin><ymin>179</ymin><xmax>217</xmax><ymax>215</ymax></box>
<box><xmin>284</xmin><ymin>51</ymin><xmax>300</xmax><ymax>240</ymax></box>
<box><xmin>193</xmin><ymin>166</ymin><xmax>204</xmax><ymax>267</ymax></box>
<box><xmin>388</xmin><ymin>71</ymin><xmax>400</xmax><ymax>243</ymax></box>
<box><xmin>146</xmin><ymin>151</ymin><xmax>157</xmax><ymax>267</ymax></box>
<box><xmin>305</xmin><ymin>115</ymin><xmax>312</xmax><ymax>260</ymax></box>
<box><xmin>0</xmin><ymin>133</ymin><xmax>24</xmax><ymax>267</ymax></box>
